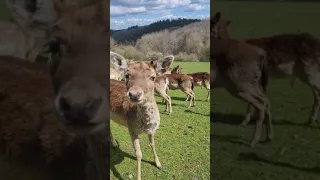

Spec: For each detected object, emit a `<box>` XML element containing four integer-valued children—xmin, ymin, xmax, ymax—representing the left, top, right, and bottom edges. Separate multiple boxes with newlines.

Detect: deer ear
<box><xmin>154</xmin><ymin>55</ymin><xmax>174</xmax><ymax>75</ymax></box>
<box><xmin>212</xmin><ymin>12</ymin><xmax>221</xmax><ymax>24</ymax></box>
<box><xmin>110</xmin><ymin>52</ymin><xmax>128</xmax><ymax>72</ymax></box>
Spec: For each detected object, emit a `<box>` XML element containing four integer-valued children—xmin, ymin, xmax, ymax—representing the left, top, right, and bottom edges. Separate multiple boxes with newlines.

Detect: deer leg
<box><xmin>185</xmin><ymin>95</ymin><xmax>190</xmax><ymax>101</ymax></box>
<box><xmin>307</xmin><ymin>88</ymin><xmax>320</xmax><ymax>125</ymax></box>
<box><xmin>237</xmin><ymin>92</ymin><xmax>266</xmax><ymax>148</ymax></box>
<box><xmin>129</xmin><ymin>126</ymin><xmax>142</xmax><ymax>180</ymax></box>
<box><xmin>148</xmin><ymin>134</ymin><xmax>162</xmax><ymax>169</ymax></box>
<box><xmin>166</xmin><ymin>94</ymin><xmax>172</xmax><ymax>113</ymax></box>
<box><xmin>184</xmin><ymin>91</ymin><xmax>194</xmax><ymax>108</ymax></box>
<box><xmin>110</xmin><ymin>131</ymin><xmax>119</xmax><ymax>148</ymax></box>
<box><xmin>241</xmin><ymin>104</ymin><xmax>254</xmax><ymax>126</ymax></box>
<box><xmin>192</xmin><ymin>91</ymin><xmax>196</xmax><ymax>106</ymax></box>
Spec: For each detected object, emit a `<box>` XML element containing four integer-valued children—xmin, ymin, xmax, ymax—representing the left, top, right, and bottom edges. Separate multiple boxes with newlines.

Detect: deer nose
<box><xmin>59</xmin><ymin>96</ymin><xmax>102</xmax><ymax>125</ymax></box>
<box><xmin>128</xmin><ymin>91</ymin><xmax>142</xmax><ymax>102</ymax></box>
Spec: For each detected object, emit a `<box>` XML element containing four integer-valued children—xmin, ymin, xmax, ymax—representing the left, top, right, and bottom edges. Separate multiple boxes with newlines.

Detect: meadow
<box><xmin>211</xmin><ymin>1</ymin><xmax>320</xmax><ymax>180</ymax></box>
<box><xmin>110</xmin><ymin>62</ymin><xmax>210</xmax><ymax>179</ymax></box>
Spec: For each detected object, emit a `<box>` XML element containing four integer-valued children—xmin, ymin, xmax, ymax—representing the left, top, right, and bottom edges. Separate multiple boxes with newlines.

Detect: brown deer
<box><xmin>0</xmin><ymin>0</ymin><xmax>55</xmax><ymax>62</ymax></box>
<box><xmin>110</xmin><ymin>51</ymin><xmax>174</xmax><ymax>180</ymax></box>
<box><xmin>218</xmin><ymin>12</ymin><xmax>320</xmax><ymax>126</ymax></box>
<box><xmin>0</xmin><ymin>0</ymin><xmax>110</xmax><ymax>179</ymax></box>
<box><xmin>211</xmin><ymin>12</ymin><xmax>272</xmax><ymax>148</ymax></box>
<box><xmin>171</xmin><ymin>65</ymin><xmax>210</xmax><ymax>101</ymax></box>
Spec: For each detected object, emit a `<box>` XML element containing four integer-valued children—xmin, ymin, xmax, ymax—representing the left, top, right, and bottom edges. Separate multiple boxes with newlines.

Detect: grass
<box><xmin>110</xmin><ymin>62</ymin><xmax>210</xmax><ymax>179</ymax></box>
<box><xmin>211</xmin><ymin>1</ymin><xmax>320</xmax><ymax>180</ymax></box>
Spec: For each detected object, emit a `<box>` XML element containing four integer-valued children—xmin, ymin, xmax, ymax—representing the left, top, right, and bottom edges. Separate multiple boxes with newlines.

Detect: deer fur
<box><xmin>110</xmin><ymin>51</ymin><xmax>174</xmax><ymax>180</ymax></box>
<box><xmin>171</xmin><ymin>65</ymin><xmax>210</xmax><ymax>101</ymax></box>
<box><xmin>218</xmin><ymin>11</ymin><xmax>320</xmax><ymax>126</ymax></box>
<box><xmin>211</xmin><ymin>12</ymin><xmax>272</xmax><ymax>148</ymax></box>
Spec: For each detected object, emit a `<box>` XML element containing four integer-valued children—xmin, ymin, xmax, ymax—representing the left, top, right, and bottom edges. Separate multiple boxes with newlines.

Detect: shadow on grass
<box><xmin>210</xmin><ymin>112</ymin><xmax>246</xmax><ymax>125</ymax></box>
<box><xmin>110</xmin><ymin>147</ymin><xmax>155</xmax><ymax>180</ymax></box>
<box><xmin>238</xmin><ymin>152</ymin><xmax>320</xmax><ymax>174</ymax></box>
<box><xmin>211</xmin><ymin>134</ymin><xmax>247</xmax><ymax>146</ymax></box>
<box><xmin>185</xmin><ymin>109</ymin><xmax>210</xmax><ymax>117</ymax></box>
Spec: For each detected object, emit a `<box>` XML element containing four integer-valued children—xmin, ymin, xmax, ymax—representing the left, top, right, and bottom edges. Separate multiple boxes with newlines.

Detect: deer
<box><xmin>0</xmin><ymin>0</ymin><xmax>55</xmax><ymax>62</ymax></box>
<box><xmin>0</xmin><ymin>0</ymin><xmax>110</xmax><ymax>179</ymax></box>
<box><xmin>211</xmin><ymin>12</ymin><xmax>272</xmax><ymax>148</ymax></box>
<box><xmin>110</xmin><ymin>51</ymin><xmax>174</xmax><ymax>180</ymax></box>
<box><xmin>171</xmin><ymin>65</ymin><xmax>210</xmax><ymax>101</ymax></box>
<box><xmin>155</xmin><ymin>73</ymin><xmax>172</xmax><ymax>113</ymax></box>
<box><xmin>110</xmin><ymin>67</ymin><xmax>124</xmax><ymax>80</ymax></box>
<box><xmin>217</xmin><ymin>11</ymin><xmax>320</xmax><ymax>126</ymax></box>
<box><xmin>47</xmin><ymin>0</ymin><xmax>110</xmax><ymax>179</ymax></box>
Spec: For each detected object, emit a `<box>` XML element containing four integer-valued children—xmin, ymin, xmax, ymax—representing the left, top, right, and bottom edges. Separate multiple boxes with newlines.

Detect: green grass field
<box><xmin>211</xmin><ymin>1</ymin><xmax>320</xmax><ymax>180</ymax></box>
<box><xmin>110</xmin><ymin>62</ymin><xmax>210</xmax><ymax>179</ymax></box>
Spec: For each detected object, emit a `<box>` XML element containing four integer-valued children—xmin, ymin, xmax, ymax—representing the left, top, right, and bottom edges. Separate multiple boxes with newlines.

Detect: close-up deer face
<box><xmin>110</xmin><ymin>52</ymin><xmax>174</xmax><ymax>104</ymax></box>
<box><xmin>47</xmin><ymin>0</ymin><xmax>109</xmax><ymax>134</ymax></box>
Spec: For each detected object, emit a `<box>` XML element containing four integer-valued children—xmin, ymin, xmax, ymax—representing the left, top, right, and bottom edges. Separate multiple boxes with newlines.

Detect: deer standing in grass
<box><xmin>171</xmin><ymin>65</ymin><xmax>210</xmax><ymax>101</ymax></box>
<box><xmin>110</xmin><ymin>52</ymin><xmax>174</xmax><ymax>180</ymax></box>
<box><xmin>217</xmin><ymin>11</ymin><xmax>320</xmax><ymax>126</ymax></box>
<box><xmin>211</xmin><ymin>12</ymin><xmax>272</xmax><ymax>148</ymax></box>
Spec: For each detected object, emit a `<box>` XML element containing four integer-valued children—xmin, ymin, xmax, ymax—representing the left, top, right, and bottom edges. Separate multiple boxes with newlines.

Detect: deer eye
<box><xmin>150</xmin><ymin>76</ymin><xmax>156</xmax><ymax>81</ymax></box>
<box><xmin>124</xmin><ymin>74</ymin><xmax>130</xmax><ymax>80</ymax></box>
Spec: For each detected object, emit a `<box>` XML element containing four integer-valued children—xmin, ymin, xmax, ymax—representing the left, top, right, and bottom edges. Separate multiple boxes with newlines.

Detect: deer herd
<box><xmin>0</xmin><ymin>0</ymin><xmax>319</xmax><ymax>179</ymax></box>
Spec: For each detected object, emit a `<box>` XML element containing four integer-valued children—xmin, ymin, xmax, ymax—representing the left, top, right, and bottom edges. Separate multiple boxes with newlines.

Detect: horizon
<box><xmin>110</xmin><ymin>0</ymin><xmax>210</xmax><ymax>30</ymax></box>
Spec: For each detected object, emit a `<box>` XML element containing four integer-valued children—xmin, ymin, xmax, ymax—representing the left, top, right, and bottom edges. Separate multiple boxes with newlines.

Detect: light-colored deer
<box><xmin>110</xmin><ymin>51</ymin><xmax>174</xmax><ymax>180</ymax></box>
<box><xmin>0</xmin><ymin>0</ymin><xmax>55</xmax><ymax>62</ymax></box>
<box><xmin>110</xmin><ymin>67</ymin><xmax>123</xmax><ymax>80</ymax></box>
<box><xmin>171</xmin><ymin>65</ymin><xmax>210</xmax><ymax>101</ymax></box>
<box><xmin>211</xmin><ymin>12</ymin><xmax>272</xmax><ymax>148</ymax></box>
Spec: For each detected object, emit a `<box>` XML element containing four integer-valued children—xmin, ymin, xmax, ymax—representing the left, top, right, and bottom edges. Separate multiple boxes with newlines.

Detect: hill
<box><xmin>110</xmin><ymin>18</ymin><xmax>201</xmax><ymax>43</ymax></box>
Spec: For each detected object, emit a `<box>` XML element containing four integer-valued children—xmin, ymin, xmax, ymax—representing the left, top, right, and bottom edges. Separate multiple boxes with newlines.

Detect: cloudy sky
<box><xmin>110</xmin><ymin>0</ymin><xmax>210</xmax><ymax>30</ymax></box>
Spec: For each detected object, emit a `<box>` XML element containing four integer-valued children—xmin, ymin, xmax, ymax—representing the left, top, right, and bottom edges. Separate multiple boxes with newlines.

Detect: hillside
<box><xmin>110</xmin><ymin>18</ymin><xmax>201</xmax><ymax>43</ymax></box>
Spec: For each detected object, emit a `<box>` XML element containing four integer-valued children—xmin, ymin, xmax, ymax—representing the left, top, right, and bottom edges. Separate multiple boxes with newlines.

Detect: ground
<box><xmin>110</xmin><ymin>62</ymin><xmax>210</xmax><ymax>179</ymax></box>
<box><xmin>211</xmin><ymin>1</ymin><xmax>320</xmax><ymax>180</ymax></box>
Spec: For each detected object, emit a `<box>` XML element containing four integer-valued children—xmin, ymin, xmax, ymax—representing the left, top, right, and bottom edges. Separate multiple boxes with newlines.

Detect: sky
<box><xmin>110</xmin><ymin>0</ymin><xmax>210</xmax><ymax>30</ymax></box>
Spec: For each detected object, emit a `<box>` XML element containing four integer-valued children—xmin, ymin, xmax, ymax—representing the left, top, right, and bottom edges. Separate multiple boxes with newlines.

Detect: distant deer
<box><xmin>110</xmin><ymin>51</ymin><xmax>174</xmax><ymax>180</ymax></box>
<box><xmin>217</xmin><ymin>11</ymin><xmax>320</xmax><ymax>126</ymax></box>
<box><xmin>211</xmin><ymin>12</ymin><xmax>272</xmax><ymax>148</ymax></box>
<box><xmin>171</xmin><ymin>65</ymin><xmax>210</xmax><ymax>101</ymax></box>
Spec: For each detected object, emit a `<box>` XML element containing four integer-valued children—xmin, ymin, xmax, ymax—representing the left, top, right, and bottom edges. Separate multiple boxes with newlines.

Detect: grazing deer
<box><xmin>1</xmin><ymin>0</ymin><xmax>54</xmax><ymax>62</ymax></box>
<box><xmin>218</xmin><ymin>12</ymin><xmax>320</xmax><ymax>126</ymax></box>
<box><xmin>211</xmin><ymin>12</ymin><xmax>272</xmax><ymax>148</ymax></box>
<box><xmin>110</xmin><ymin>67</ymin><xmax>124</xmax><ymax>80</ymax></box>
<box><xmin>110</xmin><ymin>51</ymin><xmax>174</xmax><ymax>180</ymax></box>
<box><xmin>171</xmin><ymin>65</ymin><xmax>210</xmax><ymax>101</ymax></box>
<box><xmin>47</xmin><ymin>0</ymin><xmax>109</xmax><ymax>179</ymax></box>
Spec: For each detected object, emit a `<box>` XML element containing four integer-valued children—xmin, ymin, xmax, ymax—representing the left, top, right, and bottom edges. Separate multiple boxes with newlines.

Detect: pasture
<box><xmin>110</xmin><ymin>62</ymin><xmax>210</xmax><ymax>179</ymax></box>
<box><xmin>211</xmin><ymin>1</ymin><xmax>320</xmax><ymax>180</ymax></box>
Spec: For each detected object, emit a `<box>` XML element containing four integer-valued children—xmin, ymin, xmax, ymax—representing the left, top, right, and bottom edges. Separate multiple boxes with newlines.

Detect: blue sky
<box><xmin>110</xmin><ymin>0</ymin><xmax>210</xmax><ymax>30</ymax></box>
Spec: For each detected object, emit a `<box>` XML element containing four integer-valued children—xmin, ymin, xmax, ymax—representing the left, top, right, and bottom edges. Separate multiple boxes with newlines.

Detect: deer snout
<box><xmin>57</xmin><ymin>89</ymin><xmax>103</xmax><ymax>125</ymax></box>
<box><xmin>127</xmin><ymin>87</ymin><xmax>143</xmax><ymax>102</ymax></box>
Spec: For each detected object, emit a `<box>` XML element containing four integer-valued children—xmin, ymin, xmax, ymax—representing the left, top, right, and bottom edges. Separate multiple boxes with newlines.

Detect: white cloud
<box><xmin>110</xmin><ymin>0</ymin><xmax>209</xmax><ymax>17</ymax></box>
<box><xmin>111</xmin><ymin>6</ymin><xmax>147</xmax><ymax>16</ymax></box>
